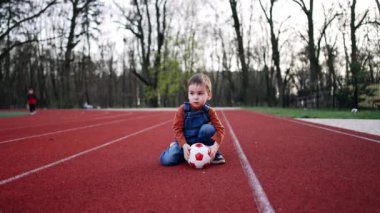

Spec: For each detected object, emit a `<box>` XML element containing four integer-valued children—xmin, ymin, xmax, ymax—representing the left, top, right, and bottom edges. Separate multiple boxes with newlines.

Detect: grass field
<box><xmin>248</xmin><ymin>107</ymin><xmax>380</xmax><ymax>119</ymax></box>
<box><xmin>0</xmin><ymin>111</ymin><xmax>29</xmax><ymax>118</ymax></box>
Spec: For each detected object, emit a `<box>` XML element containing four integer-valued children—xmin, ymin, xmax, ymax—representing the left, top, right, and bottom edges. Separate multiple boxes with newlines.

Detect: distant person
<box><xmin>160</xmin><ymin>73</ymin><xmax>225</xmax><ymax>166</ymax></box>
<box><xmin>27</xmin><ymin>89</ymin><xmax>37</xmax><ymax>115</ymax></box>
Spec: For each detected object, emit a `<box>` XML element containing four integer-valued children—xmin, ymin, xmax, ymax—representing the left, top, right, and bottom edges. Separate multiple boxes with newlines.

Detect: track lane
<box><xmin>222</xmin><ymin>111</ymin><xmax>274</xmax><ymax>213</ymax></box>
<box><xmin>0</xmin><ymin>110</ymin><xmax>133</xmax><ymax>132</ymax></box>
<box><xmin>0</xmin><ymin>110</ymin><xmax>258</xmax><ymax>212</ymax></box>
<box><xmin>3</xmin><ymin>109</ymin><xmax>378</xmax><ymax>212</ymax></box>
<box><xmin>0</xmin><ymin>113</ymin><xmax>154</xmax><ymax>144</ymax></box>
<box><xmin>253</xmin><ymin>111</ymin><xmax>380</xmax><ymax>142</ymax></box>
<box><xmin>0</xmin><ymin>110</ymin><xmax>140</xmax><ymax>142</ymax></box>
<box><xmin>0</xmin><ymin>112</ymin><xmax>173</xmax><ymax>180</ymax></box>
<box><xmin>223</xmin><ymin>110</ymin><xmax>380</xmax><ymax>212</ymax></box>
<box><xmin>0</xmin><ymin>110</ymin><xmax>114</xmax><ymax>129</ymax></box>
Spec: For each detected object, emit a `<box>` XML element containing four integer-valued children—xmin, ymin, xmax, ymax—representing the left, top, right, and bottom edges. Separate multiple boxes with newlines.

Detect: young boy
<box><xmin>160</xmin><ymin>73</ymin><xmax>225</xmax><ymax>166</ymax></box>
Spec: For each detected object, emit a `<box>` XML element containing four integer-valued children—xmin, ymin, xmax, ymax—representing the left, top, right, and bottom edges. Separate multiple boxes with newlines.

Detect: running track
<box><xmin>0</xmin><ymin>109</ymin><xmax>379</xmax><ymax>212</ymax></box>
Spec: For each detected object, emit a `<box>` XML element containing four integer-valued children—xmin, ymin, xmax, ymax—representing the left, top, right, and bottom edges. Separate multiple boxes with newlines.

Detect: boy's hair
<box><xmin>187</xmin><ymin>73</ymin><xmax>212</xmax><ymax>93</ymax></box>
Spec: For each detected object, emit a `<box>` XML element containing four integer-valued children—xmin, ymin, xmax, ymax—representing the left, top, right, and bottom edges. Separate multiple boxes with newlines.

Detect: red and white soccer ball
<box><xmin>187</xmin><ymin>143</ymin><xmax>212</xmax><ymax>169</ymax></box>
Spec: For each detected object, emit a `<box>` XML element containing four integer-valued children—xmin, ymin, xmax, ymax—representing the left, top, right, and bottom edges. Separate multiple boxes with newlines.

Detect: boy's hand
<box><xmin>209</xmin><ymin>143</ymin><xmax>219</xmax><ymax>159</ymax></box>
<box><xmin>182</xmin><ymin>143</ymin><xmax>191</xmax><ymax>161</ymax></box>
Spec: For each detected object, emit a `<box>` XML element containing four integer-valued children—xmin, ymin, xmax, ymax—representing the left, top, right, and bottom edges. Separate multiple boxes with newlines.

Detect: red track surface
<box><xmin>1</xmin><ymin>109</ymin><xmax>379</xmax><ymax>212</ymax></box>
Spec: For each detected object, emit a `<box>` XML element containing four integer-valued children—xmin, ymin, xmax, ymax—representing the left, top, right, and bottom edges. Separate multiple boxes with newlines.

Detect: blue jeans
<box><xmin>160</xmin><ymin>124</ymin><xmax>216</xmax><ymax>166</ymax></box>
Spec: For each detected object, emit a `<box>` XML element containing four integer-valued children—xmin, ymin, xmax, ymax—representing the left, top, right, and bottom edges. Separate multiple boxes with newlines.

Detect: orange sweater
<box><xmin>173</xmin><ymin>104</ymin><xmax>225</xmax><ymax>147</ymax></box>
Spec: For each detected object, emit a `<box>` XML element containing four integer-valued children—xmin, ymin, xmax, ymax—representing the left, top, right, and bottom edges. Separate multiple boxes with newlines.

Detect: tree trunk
<box><xmin>258</xmin><ymin>0</ymin><xmax>284</xmax><ymax>107</ymax></box>
<box><xmin>292</xmin><ymin>0</ymin><xmax>321</xmax><ymax>108</ymax></box>
<box><xmin>229</xmin><ymin>0</ymin><xmax>249</xmax><ymax>104</ymax></box>
<box><xmin>350</xmin><ymin>0</ymin><xmax>368</xmax><ymax>109</ymax></box>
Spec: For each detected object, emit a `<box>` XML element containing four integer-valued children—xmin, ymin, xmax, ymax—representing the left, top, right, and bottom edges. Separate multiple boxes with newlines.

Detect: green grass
<box><xmin>0</xmin><ymin>111</ymin><xmax>29</xmax><ymax>118</ymax></box>
<box><xmin>247</xmin><ymin>107</ymin><xmax>380</xmax><ymax>119</ymax></box>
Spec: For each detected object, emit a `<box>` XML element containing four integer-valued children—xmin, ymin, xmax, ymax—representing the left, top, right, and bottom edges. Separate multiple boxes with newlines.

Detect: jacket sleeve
<box><xmin>172</xmin><ymin>104</ymin><xmax>187</xmax><ymax>147</ymax></box>
<box><xmin>208</xmin><ymin>108</ymin><xmax>225</xmax><ymax>145</ymax></box>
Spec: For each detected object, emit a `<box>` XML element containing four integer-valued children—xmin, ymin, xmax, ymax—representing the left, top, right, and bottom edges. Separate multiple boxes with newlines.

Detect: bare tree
<box><xmin>258</xmin><ymin>0</ymin><xmax>289</xmax><ymax>107</ymax></box>
<box><xmin>323</xmin><ymin>34</ymin><xmax>338</xmax><ymax>108</ymax></box>
<box><xmin>0</xmin><ymin>1</ymin><xmax>58</xmax><ymax>60</ymax></box>
<box><xmin>61</xmin><ymin>0</ymin><xmax>102</xmax><ymax>107</ymax></box>
<box><xmin>350</xmin><ymin>0</ymin><xmax>369</xmax><ymax>108</ymax></box>
<box><xmin>292</xmin><ymin>0</ymin><xmax>318</xmax><ymax>99</ymax></box>
<box><xmin>116</xmin><ymin>0</ymin><xmax>167</xmax><ymax>107</ymax></box>
<box><xmin>229</xmin><ymin>0</ymin><xmax>249</xmax><ymax>104</ymax></box>
<box><xmin>217</xmin><ymin>28</ymin><xmax>236</xmax><ymax>106</ymax></box>
<box><xmin>0</xmin><ymin>1</ymin><xmax>58</xmax><ymax>108</ymax></box>
<box><xmin>292</xmin><ymin>0</ymin><xmax>339</xmax><ymax>107</ymax></box>
<box><xmin>180</xmin><ymin>2</ymin><xmax>199</xmax><ymax>73</ymax></box>
<box><xmin>79</xmin><ymin>0</ymin><xmax>102</xmax><ymax>106</ymax></box>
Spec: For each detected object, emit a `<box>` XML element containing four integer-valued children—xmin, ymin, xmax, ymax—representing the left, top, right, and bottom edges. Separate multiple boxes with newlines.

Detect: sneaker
<box><xmin>211</xmin><ymin>151</ymin><xmax>226</xmax><ymax>164</ymax></box>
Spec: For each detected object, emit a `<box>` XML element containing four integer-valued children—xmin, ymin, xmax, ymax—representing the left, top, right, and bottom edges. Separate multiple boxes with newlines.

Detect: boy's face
<box><xmin>188</xmin><ymin>83</ymin><xmax>211</xmax><ymax>109</ymax></box>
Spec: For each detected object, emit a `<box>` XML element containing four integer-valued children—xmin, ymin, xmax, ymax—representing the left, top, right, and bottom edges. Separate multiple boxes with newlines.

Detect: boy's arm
<box><xmin>208</xmin><ymin>108</ymin><xmax>225</xmax><ymax>145</ymax></box>
<box><xmin>172</xmin><ymin>105</ymin><xmax>187</xmax><ymax>147</ymax></box>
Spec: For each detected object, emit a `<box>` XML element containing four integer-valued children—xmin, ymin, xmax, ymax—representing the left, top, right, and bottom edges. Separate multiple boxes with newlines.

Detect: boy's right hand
<box><xmin>182</xmin><ymin>143</ymin><xmax>191</xmax><ymax>161</ymax></box>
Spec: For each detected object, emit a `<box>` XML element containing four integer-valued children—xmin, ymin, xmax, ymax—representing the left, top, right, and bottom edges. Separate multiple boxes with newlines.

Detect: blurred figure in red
<box><xmin>27</xmin><ymin>89</ymin><xmax>37</xmax><ymax>115</ymax></box>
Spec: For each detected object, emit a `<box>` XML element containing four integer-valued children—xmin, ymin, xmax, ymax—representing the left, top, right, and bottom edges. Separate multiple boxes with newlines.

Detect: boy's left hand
<box><xmin>183</xmin><ymin>143</ymin><xmax>191</xmax><ymax>161</ymax></box>
<box><xmin>209</xmin><ymin>143</ymin><xmax>219</xmax><ymax>159</ymax></box>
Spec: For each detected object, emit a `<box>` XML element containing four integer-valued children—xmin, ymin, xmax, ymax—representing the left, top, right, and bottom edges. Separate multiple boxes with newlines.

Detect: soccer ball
<box><xmin>187</xmin><ymin>143</ymin><xmax>212</xmax><ymax>169</ymax></box>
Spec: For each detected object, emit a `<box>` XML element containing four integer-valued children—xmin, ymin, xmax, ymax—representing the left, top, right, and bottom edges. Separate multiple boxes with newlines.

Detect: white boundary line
<box><xmin>0</xmin><ymin>114</ymin><xmax>153</xmax><ymax>145</ymax></box>
<box><xmin>289</xmin><ymin>119</ymin><xmax>380</xmax><ymax>144</ymax></box>
<box><xmin>0</xmin><ymin>120</ymin><xmax>172</xmax><ymax>186</ymax></box>
<box><xmin>221</xmin><ymin>111</ymin><xmax>274</xmax><ymax>213</ymax></box>
<box><xmin>290</xmin><ymin>120</ymin><xmax>380</xmax><ymax>143</ymax></box>
<box><xmin>254</xmin><ymin>112</ymin><xmax>380</xmax><ymax>144</ymax></box>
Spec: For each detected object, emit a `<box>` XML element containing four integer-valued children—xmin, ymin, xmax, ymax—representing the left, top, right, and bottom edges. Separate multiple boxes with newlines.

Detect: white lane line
<box><xmin>254</xmin><ymin>112</ymin><xmax>380</xmax><ymax>144</ymax></box>
<box><xmin>0</xmin><ymin>112</ymin><xmax>134</xmax><ymax>132</ymax></box>
<box><xmin>0</xmin><ymin>120</ymin><xmax>172</xmax><ymax>186</ymax></box>
<box><xmin>221</xmin><ymin>111</ymin><xmax>274</xmax><ymax>213</ymax></box>
<box><xmin>0</xmin><ymin>114</ymin><xmax>154</xmax><ymax>145</ymax></box>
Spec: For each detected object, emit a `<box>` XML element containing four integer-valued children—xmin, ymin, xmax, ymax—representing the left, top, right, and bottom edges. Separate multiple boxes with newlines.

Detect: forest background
<box><xmin>0</xmin><ymin>0</ymin><xmax>379</xmax><ymax>109</ymax></box>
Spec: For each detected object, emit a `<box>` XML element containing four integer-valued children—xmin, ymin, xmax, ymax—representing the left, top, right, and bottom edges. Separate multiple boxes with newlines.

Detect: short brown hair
<box><xmin>187</xmin><ymin>73</ymin><xmax>212</xmax><ymax>93</ymax></box>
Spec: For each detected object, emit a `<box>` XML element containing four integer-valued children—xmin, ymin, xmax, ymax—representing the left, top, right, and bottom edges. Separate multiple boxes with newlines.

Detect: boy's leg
<box><xmin>198</xmin><ymin>124</ymin><xmax>226</xmax><ymax>164</ymax></box>
<box><xmin>197</xmin><ymin>124</ymin><xmax>216</xmax><ymax>146</ymax></box>
<box><xmin>160</xmin><ymin>142</ymin><xmax>184</xmax><ymax>166</ymax></box>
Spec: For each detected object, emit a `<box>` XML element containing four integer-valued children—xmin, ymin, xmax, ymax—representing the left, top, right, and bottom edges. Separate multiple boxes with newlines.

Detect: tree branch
<box><xmin>0</xmin><ymin>0</ymin><xmax>58</xmax><ymax>42</ymax></box>
<box><xmin>292</xmin><ymin>0</ymin><xmax>308</xmax><ymax>14</ymax></box>
<box><xmin>316</xmin><ymin>12</ymin><xmax>340</xmax><ymax>59</ymax></box>
<box><xmin>131</xmin><ymin>68</ymin><xmax>151</xmax><ymax>86</ymax></box>
<box><xmin>0</xmin><ymin>34</ymin><xmax>63</xmax><ymax>60</ymax></box>
<box><xmin>258</xmin><ymin>0</ymin><xmax>270</xmax><ymax>23</ymax></box>
<box><xmin>355</xmin><ymin>10</ymin><xmax>369</xmax><ymax>30</ymax></box>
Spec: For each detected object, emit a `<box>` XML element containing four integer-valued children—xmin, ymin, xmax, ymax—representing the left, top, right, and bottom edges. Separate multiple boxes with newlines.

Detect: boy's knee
<box><xmin>160</xmin><ymin>154</ymin><xmax>172</xmax><ymax>166</ymax></box>
<box><xmin>160</xmin><ymin>153</ymin><xmax>183</xmax><ymax>166</ymax></box>
<box><xmin>199</xmin><ymin>124</ymin><xmax>216</xmax><ymax>138</ymax></box>
<box><xmin>160</xmin><ymin>143</ymin><xmax>183</xmax><ymax>166</ymax></box>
